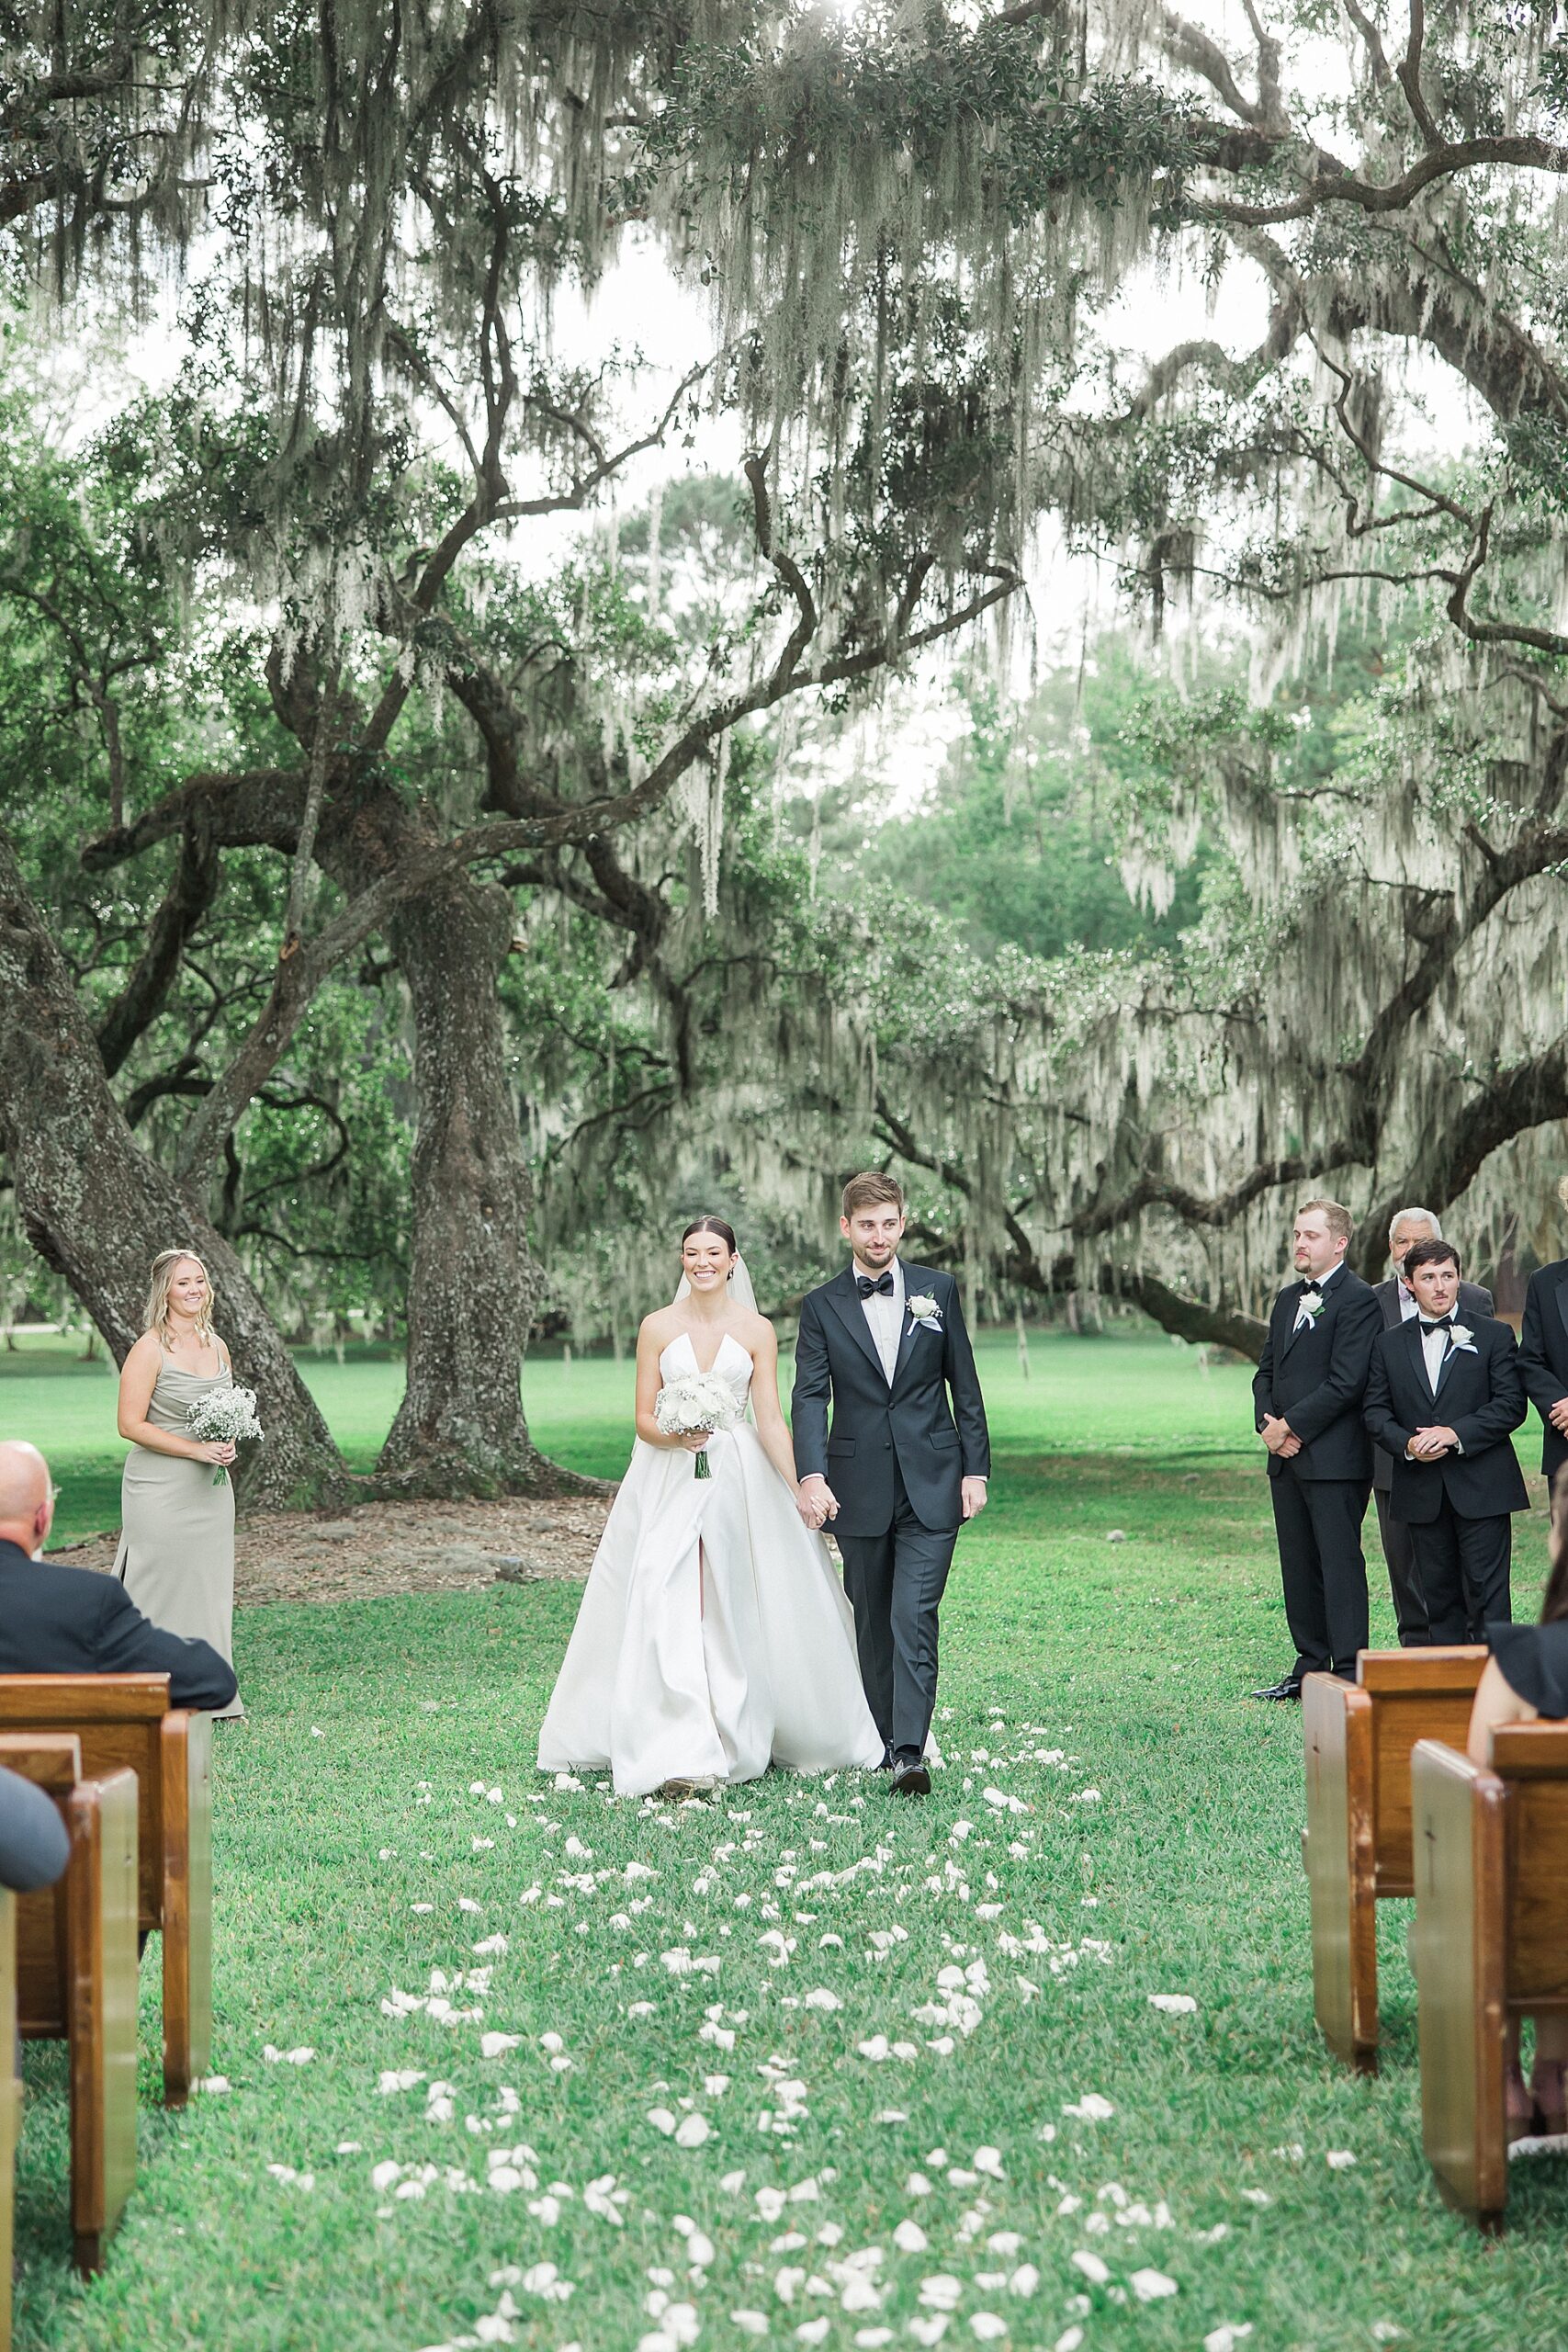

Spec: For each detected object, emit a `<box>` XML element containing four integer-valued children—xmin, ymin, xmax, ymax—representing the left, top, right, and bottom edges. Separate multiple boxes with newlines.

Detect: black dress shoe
<box><xmin>1250</xmin><ymin>1678</ymin><xmax>1303</xmax><ymax>1702</ymax></box>
<box><xmin>891</xmin><ymin>1754</ymin><xmax>931</xmax><ymax>1795</ymax></box>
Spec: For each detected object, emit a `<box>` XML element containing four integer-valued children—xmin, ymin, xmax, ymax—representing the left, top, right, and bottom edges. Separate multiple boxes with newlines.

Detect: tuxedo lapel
<box><xmin>1403</xmin><ymin>1313</ymin><xmax>1438</xmax><ymax>1400</ymax></box>
<box><xmin>890</xmin><ymin>1263</ymin><xmax>933</xmax><ymax>1390</ymax></box>
<box><xmin>1557</xmin><ymin>1279</ymin><xmax>1568</xmax><ymax>1350</ymax></box>
<box><xmin>827</xmin><ymin>1268</ymin><xmax>888</xmax><ymax>1380</ymax></box>
<box><xmin>1278</xmin><ymin>1285</ymin><xmax>1308</xmax><ymax>1356</ymax></box>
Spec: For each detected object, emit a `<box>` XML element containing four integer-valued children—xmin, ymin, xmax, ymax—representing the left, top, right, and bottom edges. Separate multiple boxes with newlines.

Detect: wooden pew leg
<box><xmin>1412</xmin><ymin>1745</ymin><xmax>1508</xmax><ymax>2229</ymax></box>
<box><xmin>161</xmin><ymin>1713</ymin><xmax>213</xmax><ymax>2106</ymax></box>
<box><xmin>1303</xmin><ymin>1677</ymin><xmax>1378</xmax><ymax>2069</ymax></box>
<box><xmin>65</xmin><ymin>1778</ymin><xmax>140</xmax><ymax>2275</ymax></box>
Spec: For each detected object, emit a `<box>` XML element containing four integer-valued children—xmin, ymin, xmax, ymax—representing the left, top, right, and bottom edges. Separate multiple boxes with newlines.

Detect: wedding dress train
<box><xmin>537</xmin><ymin>1330</ymin><xmax>885</xmax><ymax>1796</ymax></box>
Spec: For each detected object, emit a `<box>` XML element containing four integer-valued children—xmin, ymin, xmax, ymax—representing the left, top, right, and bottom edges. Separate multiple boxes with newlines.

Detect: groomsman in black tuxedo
<box><xmin>793</xmin><ymin>1171</ymin><xmax>990</xmax><ymax>1796</ymax></box>
<box><xmin>1362</xmin><ymin>1238</ymin><xmax>1527</xmax><ymax>1640</ymax></box>
<box><xmin>1518</xmin><ymin>1178</ymin><xmax>1568</xmax><ymax>1514</ymax></box>
<box><xmin>1371</xmin><ymin>1207</ymin><xmax>1495</xmax><ymax>1645</ymax></box>
<box><xmin>1251</xmin><ymin>1199</ymin><xmax>1382</xmax><ymax>1698</ymax></box>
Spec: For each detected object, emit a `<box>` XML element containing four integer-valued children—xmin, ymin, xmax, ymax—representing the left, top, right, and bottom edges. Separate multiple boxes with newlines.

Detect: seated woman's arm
<box><xmin>1466</xmin><ymin>1656</ymin><xmax>1539</xmax><ymax>1765</ymax></box>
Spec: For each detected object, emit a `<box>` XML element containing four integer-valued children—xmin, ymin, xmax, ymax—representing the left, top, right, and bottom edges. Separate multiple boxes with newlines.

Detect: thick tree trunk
<box><xmin>0</xmin><ymin>836</ymin><xmax>351</xmax><ymax>1510</ymax></box>
<box><xmin>373</xmin><ymin>870</ymin><xmax>569</xmax><ymax>1495</ymax></box>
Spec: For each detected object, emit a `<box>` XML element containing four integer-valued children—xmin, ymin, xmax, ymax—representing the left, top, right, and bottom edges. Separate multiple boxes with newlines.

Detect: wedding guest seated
<box><xmin>1467</xmin><ymin>1467</ymin><xmax>1568</xmax><ymax>2137</ymax></box>
<box><xmin>0</xmin><ymin>1442</ymin><xmax>238</xmax><ymax>1713</ymax></box>
<box><xmin>0</xmin><ymin>1758</ymin><xmax>70</xmax><ymax>1893</ymax></box>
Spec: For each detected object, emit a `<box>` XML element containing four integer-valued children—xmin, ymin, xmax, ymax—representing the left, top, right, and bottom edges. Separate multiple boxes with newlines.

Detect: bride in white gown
<box><xmin>537</xmin><ymin>1216</ymin><xmax>885</xmax><ymax>1798</ymax></box>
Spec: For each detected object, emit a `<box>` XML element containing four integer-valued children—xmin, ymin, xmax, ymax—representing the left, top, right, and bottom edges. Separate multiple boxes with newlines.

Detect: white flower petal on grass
<box><xmin>1129</xmin><ymin>2269</ymin><xmax>1178</xmax><ymax>2302</ymax></box>
<box><xmin>262</xmin><ymin>2044</ymin><xmax>315</xmax><ymax>2065</ymax></box>
<box><xmin>1240</xmin><ymin>2188</ymin><xmax>1271</xmax><ymax>2207</ymax></box>
<box><xmin>648</xmin><ymin>2108</ymin><xmax>678</xmax><ymax>2136</ymax></box>
<box><xmin>908</xmin><ymin>2321</ymin><xmax>949</xmax><ymax>2348</ymax></box>
<box><xmin>1008</xmin><ymin>2267</ymin><xmax>1038</xmax><ymax>2299</ymax></box>
<box><xmin>673</xmin><ymin>2112</ymin><xmax>711</xmax><ymax>2147</ymax></box>
<box><xmin>1148</xmin><ymin>1994</ymin><xmax>1198</xmax><ymax>2015</ymax></box>
<box><xmin>795</xmin><ymin>2323</ymin><xmax>830</xmax><ymax>2346</ymax></box>
<box><xmin>970</xmin><ymin>2319</ymin><xmax>1007</xmax><ymax>2343</ymax></box>
<box><xmin>854</xmin><ymin>2333</ymin><xmax>894</xmax><ymax>2348</ymax></box>
<box><xmin>1062</xmin><ymin>2094</ymin><xmax>1114</xmax><ymax>2121</ymax></box>
<box><xmin>981</xmin><ymin>1788</ymin><xmax>1031</xmax><ymax>1815</ymax></box>
<box><xmin>893</xmin><ymin>2221</ymin><xmax>928</xmax><ymax>2253</ymax></box>
<box><xmin>972</xmin><ymin>2147</ymin><xmax>1005</xmax><ymax>2179</ymax></box>
<box><xmin>1203</xmin><ymin>2329</ymin><xmax>1254</xmax><ymax>2352</ymax></box>
<box><xmin>412</xmin><ymin>1902</ymin><xmax>434</xmax><ymax>1914</ymax></box>
<box><xmin>731</xmin><ymin>2316</ymin><xmax>770</xmax><ymax>2337</ymax></box>
<box><xmin>481</xmin><ymin>2033</ymin><xmax>523</xmax><ymax>2059</ymax></box>
<box><xmin>906</xmin><ymin>2171</ymin><xmax>933</xmax><ymax>2197</ymax></box>
<box><xmin>1370</xmin><ymin>2327</ymin><xmax>1404</xmax><ymax>2345</ymax></box>
<box><xmin>1070</xmin><ymin>1790</ymin><xmax>1102</xmax><ymax>1806</ymax></box>
<box><xmin>1053</xmin><ymin>2333</ymin><xmax>1084</xmax><ymax>2352</ymax></box>
<box><xmin>379</xmin><ymin>2070</ymin><xmax>425</xmax><ymax>2095</ymax></box>
<box><xmin>755</xmin><ymin>2187</ymin><xmax>787</xmax><ymax>2222</ymax></box>
<box><xmin>473</xmin><ymin>1934</ymin><xmax>509</xmax><ymax>1956</ymax></box>
<box><xmin>193</xmin><ymin>2075</ymin><xmax>230</xmax><ymax>2094</ymax></box>
<box><xmin>1325</xmin><ymin>2150</ymin><xmax>1357</xmax><ymax>2170</ymax></box>
<box><xmin>1069</xmin><ymin>2252</ymin><xmax>1110</xmax><ymax>2286</ymax></box>
<box><xmin>858</xmin><ymin>2036</ymin><xmax>891</xmax><ymax>2062</ymax></box>
<box><xmin>804</xmin><ymin>1989</ymin><xmax>841</xmax><ymax>2011</ymax></box>
<box><xmin>918</xmin><ymin>2277</ymin><xmax>964</xmax><ymax>2312</ymax></box>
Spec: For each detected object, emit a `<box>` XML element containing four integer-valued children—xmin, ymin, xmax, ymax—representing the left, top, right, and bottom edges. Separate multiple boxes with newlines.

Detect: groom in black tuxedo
<box><xmin>792</xmin><ymin>1172</ymin><xmax>990</xmax><ymax>1795</ymax></box>
<box><xmin>1252</xmin><ymin>1198</ymin><xmax>1382</xmax><ymax>1697</ymax></box>
<box><xmin>1362</xmin><ymin>1237</ymin><xmax>1528</xmax><ymax>1641</ymax></box>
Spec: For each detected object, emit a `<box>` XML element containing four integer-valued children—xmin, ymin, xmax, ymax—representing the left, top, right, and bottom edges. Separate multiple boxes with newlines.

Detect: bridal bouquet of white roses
<box><xmin>185</xmin><ymin>1385</ymin><xmax>265</xmax><ymax>1485</ymax></box>
<box><xmin>654</xmin><ymin>1373</ymin><xmax>739</xmax><ymax>1479</ymax></box>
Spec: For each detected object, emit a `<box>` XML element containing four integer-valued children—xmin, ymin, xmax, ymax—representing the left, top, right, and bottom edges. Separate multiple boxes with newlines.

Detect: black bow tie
<box><xmin>1420</xmin><ymin>1315</ymin><xmax>1455</xmax><ymax>1334</ymax></box>
<box><xmin>856</xmin><ymin>1272</ymin><xmax>896</xmax><ymax>1298</ymax></box>
<box><xmin>1299</xmin><ymin>1279</ymin><xmax>1321</xmax><ymax>1295</ymax></box>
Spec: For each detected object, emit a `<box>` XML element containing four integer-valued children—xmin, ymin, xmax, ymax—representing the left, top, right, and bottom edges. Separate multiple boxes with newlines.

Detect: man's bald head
<box><xmin>0</xmin><ymin>1442</ymin><xmax>54</xmax><ymax>1554</ymax></box>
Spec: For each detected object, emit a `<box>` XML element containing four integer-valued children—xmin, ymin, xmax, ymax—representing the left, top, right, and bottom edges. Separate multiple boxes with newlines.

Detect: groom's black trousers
<box><xmin>835</xmin><ymin>1462</ymin><xmax>957</xmax><ymax>1757</ymax></box>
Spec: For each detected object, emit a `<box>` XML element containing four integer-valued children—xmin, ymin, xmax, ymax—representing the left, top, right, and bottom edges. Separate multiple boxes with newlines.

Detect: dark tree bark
<box><xmin>374</xmin><ymin>871</ymin><xmax>571</xmax><ymax>1495</ymax></box>
<box><xmin>0</xmin><ymin>832</ymin><xmax>350</xmax><ymax>1509</ymax></box>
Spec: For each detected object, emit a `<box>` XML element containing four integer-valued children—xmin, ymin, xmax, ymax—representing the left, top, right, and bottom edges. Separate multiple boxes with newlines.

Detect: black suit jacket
<box><xmin>1362</xmin><ymin>1314</ymin><xmax>1529</xmax><ymax>1522</ymax></box>
<box><xmin>0</xmin><ymin>1539</ymin><xmax>238</xmax><ymax>1712</ymax></box>
<box><xmin>0</xmin><ymin>1763</ymin><xmax>70</xmax><ymax>1892</ymax></box>
<box><xmin>1518</xmin><ymin>1257</ymin><xmax>1568</xmax><ymax>1482</ymax></box>
<box><xmin>1251</xmin><ymin>1265</ymin><xmax>1382</xmax><ymax>1482</ymax></box>
<box><xmin>1370</xmin><ymin>1276</ymin><xmax>1495</xmax><ymax>1493</ymax></box>
<box><xmin>791</xmin><ymin>1261</ymin><xmax>990</xmax><ymax>1537</ymax></box>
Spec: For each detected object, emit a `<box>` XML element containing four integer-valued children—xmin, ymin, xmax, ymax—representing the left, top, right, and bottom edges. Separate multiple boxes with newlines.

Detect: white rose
<box><xmin>1450</xmin><ymin>1324</ymin><xmax>1472</xmax><ymax>1347</ymax></box>
<box><xmin>908</xmin><ymin>1294</ymin><xmax>941</xmax><ymax>1320</ymax></box>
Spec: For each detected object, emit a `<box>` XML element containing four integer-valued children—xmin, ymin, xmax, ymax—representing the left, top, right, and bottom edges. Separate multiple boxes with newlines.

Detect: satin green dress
<box><xmin>114</xmin><ymin>1352</ymin><xmax>244</xmax><ymax>1719</ymax></box>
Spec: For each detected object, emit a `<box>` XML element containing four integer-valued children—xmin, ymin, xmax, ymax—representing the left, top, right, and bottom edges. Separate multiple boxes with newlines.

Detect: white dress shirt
<box><xmin>1292</xmin><ymin>1258</ymin><xmax>1345</xmax><ymax>1333</ymax></box>
<box><xmin>1419</xmin><ymin>1320</ymin><xmax>1450</xmax><ymax>1394</ymax></box>
<box><xmin>858</xmin><ymin>1257</ymin><xmax>905</xmax><ymax>1385</ymax></box>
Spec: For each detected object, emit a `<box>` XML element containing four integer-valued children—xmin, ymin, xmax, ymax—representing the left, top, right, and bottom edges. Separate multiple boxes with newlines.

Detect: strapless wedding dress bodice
<box><xmin>538</xmin><ymin>1328</ymin><xmax>883</xmax><ymax>1795</ymax></box>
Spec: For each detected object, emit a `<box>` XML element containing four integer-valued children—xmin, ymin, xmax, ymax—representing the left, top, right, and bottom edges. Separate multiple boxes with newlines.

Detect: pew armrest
<box><xmin>1358</xmin><ymin>1647</ymin><xmax>1488</xmax><ymax>1696</ymax></box>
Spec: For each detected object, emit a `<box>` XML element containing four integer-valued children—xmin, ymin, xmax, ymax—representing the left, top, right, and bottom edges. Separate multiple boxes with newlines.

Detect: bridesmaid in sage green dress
<box><xmin>115</xmin><ymin>1250</ymin><xmax>245</xmax><ymax>1720</ymax></box>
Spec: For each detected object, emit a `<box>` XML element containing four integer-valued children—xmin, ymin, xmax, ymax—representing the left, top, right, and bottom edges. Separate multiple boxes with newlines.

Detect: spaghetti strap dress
<box><xmin>114</xmin><ymin>1353</ymin><xmax>244</xmax><ymax>1719</ymax></box>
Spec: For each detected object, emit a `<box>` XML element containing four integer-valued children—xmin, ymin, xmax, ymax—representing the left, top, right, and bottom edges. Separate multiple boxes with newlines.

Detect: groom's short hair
<box><xmin>842</xmin><ymin>1171</ymin><xmax>905</xmax><ymax>1218</ymax></box>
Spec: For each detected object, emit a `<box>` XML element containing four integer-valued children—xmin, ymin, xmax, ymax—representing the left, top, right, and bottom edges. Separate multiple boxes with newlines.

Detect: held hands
<box><xmin>194</xmin><ymin>1439</ymin><xmax>237</xmax><ymax>1466</ymax></box>
<box><xmin>796</xmin><ymin>1474</ymin><xmax>838</xmax><ymax>1531</ymax></box>
<box><xmin>677</xmin><ymin>1429</ymin><xmax>714</xmax><ymax>1455</ymax></box>
<box><xmin>1406</xmin><ymin>1424</ymin><xmax>1460</xmax><ymax>1460</ymax></box>
<box><xmin>1259</xmin><ymin>1414</ymin><xmax>1302</xmax><ymax>1458</ymax></box>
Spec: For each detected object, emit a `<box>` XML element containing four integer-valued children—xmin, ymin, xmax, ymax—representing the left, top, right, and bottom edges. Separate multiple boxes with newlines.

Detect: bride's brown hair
<box><xmin>682</xmin><ymin>1216</ymin><xmax>739</xmax><ymax>1256</ymax></box>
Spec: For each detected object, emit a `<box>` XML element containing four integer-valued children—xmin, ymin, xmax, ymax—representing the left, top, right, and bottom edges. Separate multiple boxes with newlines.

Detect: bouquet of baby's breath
<box><xmin>654</xmin><ymin>1373</ymin><xmax>739</xmax><ymax>1479</ymax></box>
<box><xmin>185</xmin><ymin>1385</ymin><xmax>264</xmax><ymax>1485</ymax></box>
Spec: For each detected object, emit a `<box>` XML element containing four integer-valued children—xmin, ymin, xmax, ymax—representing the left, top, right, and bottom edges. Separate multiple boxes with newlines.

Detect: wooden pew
<box><xmin>1302</xmin><ymin>1647</ymin><xmax>1487</xmax><ymax>2072</ymax></box>
<box><xmin>1</xmin><ymin>1884</ymin><xmax>15</xmax><ymax>2352</ymax></box>
<box><xmin>0</xmin><ymin>1677</ymin><xmax>212</xmax><ymax>2104</ymax></box>
<box><xmin>1411</xmin><ymin>1721</ymin><xmax>1568</xmax><ymax>2231</ymax></box>
<box><xmin>0</xmin><ymin>1736</ymin><xmax>139</xmax><ymax>2273</ymax></box>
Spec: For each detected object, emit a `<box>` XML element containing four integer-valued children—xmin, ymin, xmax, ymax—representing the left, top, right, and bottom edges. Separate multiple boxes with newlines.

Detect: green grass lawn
<box><xmin>8</xmin><ymin>1334</ymin><xmax>1567</xmax><ymax>2351</ymax></box>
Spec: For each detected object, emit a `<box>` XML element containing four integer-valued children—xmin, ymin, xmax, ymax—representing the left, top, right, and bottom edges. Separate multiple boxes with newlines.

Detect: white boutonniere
<box><xmin>1448</xmin><ymin>1323</ymin><xmax>1476</xmax><ymax>1354</ymax></box>
<box><xmin>908</xmin><ymin>1292</ymin><xmax>943</xmax><ymax>1332</ymax></box>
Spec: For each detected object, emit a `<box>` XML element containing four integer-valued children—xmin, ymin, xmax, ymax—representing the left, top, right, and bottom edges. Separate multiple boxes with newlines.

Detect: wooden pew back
<box><xmin>1412</xmin><ymin>1723</ymin><xmax>1568</xmax><ymax>2228</ymax></box>
<box><xmin>1362</xmin><ymin>1650</ymin><xmax>1487</xmax><ymax>1893</ymax></box>
<box><xmin>0</xmin><ymin>1736</ymin><xmax>140</xmax><ymax>2272</ymax></box>
<box><xmin>0</xmin><ymin>1679</ymin><xmax>212</xmax><ymax>2102</ymax></box>
<box><xmin>1302</xmin><ymin>1648</ymin><xmax>1485</xmax><ymax>2072</ymax></box>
